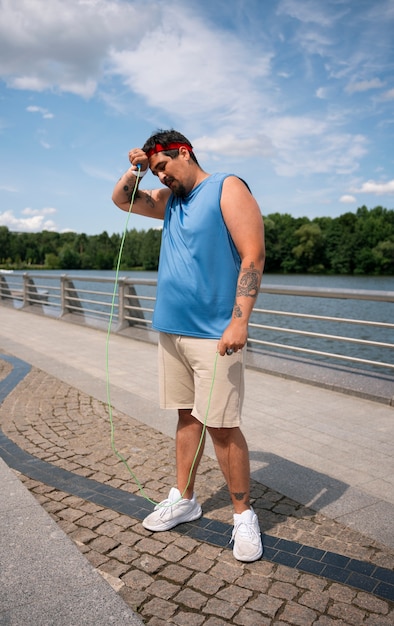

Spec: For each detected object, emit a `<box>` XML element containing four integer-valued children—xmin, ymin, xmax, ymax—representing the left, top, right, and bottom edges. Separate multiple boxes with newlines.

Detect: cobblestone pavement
<box><xmin>1</xmin><ymin>359</ymin><xmax>394</xmax><ymax>625</ymax></box>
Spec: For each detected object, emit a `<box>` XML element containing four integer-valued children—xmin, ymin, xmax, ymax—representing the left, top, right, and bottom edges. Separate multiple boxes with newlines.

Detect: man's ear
<box><xmin>179</xmin><ymin>146</ymin><xmax>191</xmax><ymax>161</ymax></box>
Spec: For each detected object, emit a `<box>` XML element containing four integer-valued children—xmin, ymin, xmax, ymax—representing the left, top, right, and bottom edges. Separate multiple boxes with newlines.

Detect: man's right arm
<box><xmin>112</xmin><ymin>147</ymin><xmax>170</xmax><ymax>219</ymax></box>
<box><xmin>112</xmin><ymin>168</ymin><xmax>169</xmax><ymax>220</ymax></box>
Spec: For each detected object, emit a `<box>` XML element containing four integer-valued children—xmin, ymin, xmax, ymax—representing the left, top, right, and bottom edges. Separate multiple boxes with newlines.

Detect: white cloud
<box><xmin>352</xmin><ymin>180</ymin><xmax>394</xmax><ymax>195</ymax></box>
<box><xmin>316</xmin><ymin>87</ymin><xmax>328</xmax><ymax>99</ymax></box>
<box><xmin>108</xmin><ymin>5</ymin><xmax>274</xmax><ymax>124</ymax></box>
<box><xmin>26</xmin><ymin>105</ymin><xmax>54</xmax><ymax>119</ymax></box>
<box><xmin>0</xmin><ymin>183</ymin><xmax>17</xmax><ymax>192</ymax></box>
<box><xmin>340</xmin><ymin>194</ymin><xmax>356</xmax><ymax>204</ymax></box>
<box><xmin>0</xmin><ymin>0</ymin><xmax>149</xmax><ymax>97</ymax></box>
<box><xmin>260</xmin><ymin>116</ymin><xmax>367</xmax><ymax>177</ymax></box>
<box><xmin>345</xmin><ymin>78</ymin><xmax>385</xmax><ymax>94</ymax></box>
<box><xmin>277</xmin><ymin>0</ymin><xmax>337</xmax><ymax>27</ymax></box>
<box><xmin>0</xmin><ymin>209</ymin><xmax>58</xmax><ymax>231</ymax></box>
<box><xmin>381</xmin><ymin>88</ymin><xmax>394</xmax><ymax>101</ymax></box>
<box><xmin>80</xmin><ymin>162</ymin><xmax>117</xmax><ymax>181</ymax></box>
<box><xmin>22</xmin><ymin>207</ymin><xmax>57</xmax><ymax>216</ymax></box>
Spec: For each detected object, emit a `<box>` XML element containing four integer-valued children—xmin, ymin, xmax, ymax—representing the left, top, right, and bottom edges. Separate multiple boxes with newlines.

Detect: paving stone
<box><xmin>180</xmin><ymin>553</ymin><xmax>214</xmax><ymax>572</ymax></box>
<box><xmin>141</xmin><ymin>597</ymin><xmax>177</xmax><ymax>620</ymax></box>
<box><xmin>83</xmin><ymin>549</ymin><xmax>109</xmax><ymax>568</ymax></box>
<box><xmin>215</xmin><ymin>585</ymin><xmax>253</xmax><ymax>606</ymax></box>
<box><xmin>245</xmin><ymin>593</ymin><xmax>283</xmax><ymax>618</ymax></box>
<box><xmin>98</xmin><ymin>558</ymin><xmax>130</xmax><ymax>578</ymax></box>
<box><xmin>159</xmin><ymin>544</ymin><xmax>188</xmax><ymax>563</ymax></box>
<box><xmin>145</xmin><ymin>579</ymin><xmax>179</xmax><ymax>601</ymax></box>
<box><xmin>173</xmin><ymin>588</ymin><xmax>207</xmax><ymax>610</ymax></box>
<box><xmin>189</xmin><ymin>571</ymin><xmax>224</xmax><ymax>595</ymax></box>
<box><xmin>122</xmin><ymin>569</ymin><xmax>155</xmax><ymax>589</ymax></box>
<box><xmin>172</xmin><ymin>611</ymin><xmax>205</xmax><ymax>626</ymax></box>
<box><xmin>210</xmin><ymin>561</ymin><xmax>244</xmax><ymax>584</ymax></box>
<box><xmin>136</xmin><ymin>537</ymin><xmax>167</xmax><ymax>555</ymax></box>
<box><xmin>56</xmin><ymin>507</ymin><xmax>85</xmax><ymax>522</ymax></box>
<box><xmin>298</xmin><ymin>590</ymin><xmax>330</xmax><ymax>612</ymax></box>
<box><xmin>278</xmin><ymin>601</ymin><xmax>317</xmax><ymax>625</ymax></box>
<box><xmin>113</xmin><ymin>529</ymin><xmax>145</xmax><ymax>547</ymax></box>
<box><xmin>160</xmin><ymin>564</ymin><xmax>194</xmax><ymax>584</ymax></box>
<box><xmin>269</xmin><ymin>580</ymin><xmax>299</xmax><ymax>601</ymax></box>
<box><xmin>328</xmin><ymin>601</ymin><xmax>367</xmax><ymax>624</ymax></box>
<box><xmin>203</xmin><ymin>597</ymin><xmax>239</xmax><ymax>620</ymax></box>
<box><xmin>132</xmin><ymin>554</ymin><xmax>165</xmax><ymax>574</ymax></box>
<box><xmin>77</xmin><ymin>513</ymin><xmax>105</xmax><ymax>530</ymax></box>
<box><xmin>108</xmin><ymin>544</ymin><xmax>138</xmax><ymax>563</ymax></box>
<box><xmin>326</xmin><ymin>583</ymin><xmax>356</xmax><ymax>603</ymax></box>
<box><xmin>353</xmin><ymin>591</ymin><xmax>390</xmax><ymax>614</ymax></box>
<box><xmin>89</xmin><ymin>535</ymin><xmax>120</xmax><ymax>553</ymax></box>
<box><xmin>56</xmin><ymin>519</ymin><xmax>78</xmax><ymax>534</ymax></box>
<box><xmin>233</xmin><ymin>608</ymin><xmax>272</xmax><ymax>625</ymax></box>
<box><xmin>69</xmin><ymin>527</ymin><xmax>98</xmax><ymax>544</ymax></box>
<box><xmin>363</xmin><ymin>612</ymin><xmax>394</xmax><ymax>626</ymax></box>
<box><xmin>235</xmin><ymin>572</ymin><xmax>270</xmax><ymax>593</ymax></box>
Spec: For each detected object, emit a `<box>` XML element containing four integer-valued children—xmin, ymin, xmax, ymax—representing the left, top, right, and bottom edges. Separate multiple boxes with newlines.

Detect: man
<box><xmin>112</xmin><ymin>129</ymin><xmax>265</xmax><ymax>562</ymax></box>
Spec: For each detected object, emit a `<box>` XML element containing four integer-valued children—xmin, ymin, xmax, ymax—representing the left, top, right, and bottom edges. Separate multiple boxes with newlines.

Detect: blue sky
<box><xmin>0</xmin><ymin>0</ymin><xmax>393</xmax><ymax>235</ymax></box>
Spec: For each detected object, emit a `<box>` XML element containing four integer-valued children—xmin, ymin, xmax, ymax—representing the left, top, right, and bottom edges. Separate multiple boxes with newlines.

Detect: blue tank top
<box><xmin>152</xmin><ymin>173</ymin><xmax>240</xmax><ymax>338</ymax></box>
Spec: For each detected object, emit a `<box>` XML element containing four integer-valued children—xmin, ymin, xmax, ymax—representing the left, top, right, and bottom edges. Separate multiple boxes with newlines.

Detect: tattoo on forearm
<box><xmin>237</xmin><ymin>262</ymin><xmax>260</xmax><ymax>298</ymax></box>
<box><xmin>122</xmin><ymin>185</ymin><xmax>134</xmax><ymax>204</ymax></box>
<box><xmin>145</xmin><ymin>190</ymin><xmax>155</xmax><ymax>209</ymax></box>
<box><xmin>140</xmin><ymin>189</ymin><xmax>155</xmax><ymax>208</ymax></box>
<box><xmin>234</xmin><ymin>303</ymin><xmax>243</xmax><ymax>318</ymax></box>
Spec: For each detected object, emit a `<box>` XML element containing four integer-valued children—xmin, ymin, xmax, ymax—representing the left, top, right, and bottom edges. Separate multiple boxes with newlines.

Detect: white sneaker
<box><xmin>142</xmin><ymin>487</ymin><xmax>202</xmax><ymax>532</ymax></box>
<box><xmin>231</xmin><ymin>508</ymin><xmax>263</xmax><ymax>562</ymax></box>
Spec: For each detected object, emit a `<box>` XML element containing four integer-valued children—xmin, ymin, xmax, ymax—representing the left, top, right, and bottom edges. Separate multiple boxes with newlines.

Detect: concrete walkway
<box><xmin>0</xmin><ymin>305</ymin><xmax>393</xmax><ymax>624</ymax></box>
<box><xmin>0</xmin><ymin>456</ymin><xmax>143</xmax><ymax>625</ymax></box>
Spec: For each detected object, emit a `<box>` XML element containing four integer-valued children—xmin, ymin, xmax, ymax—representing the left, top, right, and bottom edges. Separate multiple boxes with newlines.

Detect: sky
<box><xmin>0</xmin><ymin>0</ymin><xmax>393</xmax><ymax>235</ymax></box>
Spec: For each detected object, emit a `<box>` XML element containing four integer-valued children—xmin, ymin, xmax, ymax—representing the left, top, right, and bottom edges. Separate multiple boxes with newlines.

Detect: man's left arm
<box><xmin>218</xmin><ymin>176</ymin><xmax>265</xmax><ymax>356</ymax></box>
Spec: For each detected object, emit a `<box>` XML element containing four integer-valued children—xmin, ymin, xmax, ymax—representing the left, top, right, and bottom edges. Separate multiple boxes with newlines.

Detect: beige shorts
<box><xmin>158</xmin><ymin>333</ymin><xmax>245</xmax><ymax>428</ymax></box>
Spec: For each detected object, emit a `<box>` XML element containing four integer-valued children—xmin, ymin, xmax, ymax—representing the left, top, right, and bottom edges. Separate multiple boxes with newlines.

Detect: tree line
<box><xmin>0</xmin><ymin>205</ymin><xmax>393</xmax><ymax>275</ymax></box>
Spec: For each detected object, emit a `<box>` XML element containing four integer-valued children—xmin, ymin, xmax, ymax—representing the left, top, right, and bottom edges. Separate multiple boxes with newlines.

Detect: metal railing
<box><xmin>1</xmin><ymin>272</ymin><xmax>393</xmax><ymax>373</ymax></box>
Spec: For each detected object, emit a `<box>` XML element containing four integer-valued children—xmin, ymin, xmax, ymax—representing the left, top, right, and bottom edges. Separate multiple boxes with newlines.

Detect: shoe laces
<box><xmin>155</xmin><ymin>497</ymin><xmax>173</xmax><ymax>515</ymax></box>
<box><xmin>154</xmin><ymin>492</ymin><xmax>183</xmax><ymax>516</ymax></box>
<box><xmin>231</xmin><ymin>518</ymin><xmax>259</xmax><ymax>544</ymax></box>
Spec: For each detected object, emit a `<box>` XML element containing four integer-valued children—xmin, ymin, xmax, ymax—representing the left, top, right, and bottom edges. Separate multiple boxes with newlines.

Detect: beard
<box><xmin>172</xmin><ymin>183</ymin><xmax>188</xmax><ymax>198</ymax></box>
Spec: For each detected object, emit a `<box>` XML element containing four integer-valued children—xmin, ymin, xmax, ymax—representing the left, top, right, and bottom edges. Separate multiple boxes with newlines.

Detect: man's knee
<box><xmin>178</xmin><ymin>409</ymin><xmax>201</xmax><ymax>428</ymax></box>
<box><xmin>208</xmin><ymin>425</ymin><xmax>239</xmax><ymax>444</ymax></box>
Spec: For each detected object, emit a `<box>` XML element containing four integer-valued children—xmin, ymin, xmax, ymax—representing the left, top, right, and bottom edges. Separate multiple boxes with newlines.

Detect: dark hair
<box><xmin>142</xmin><ymin>129</ymin><xmax>199</xmax><ymax>165</ymax></box>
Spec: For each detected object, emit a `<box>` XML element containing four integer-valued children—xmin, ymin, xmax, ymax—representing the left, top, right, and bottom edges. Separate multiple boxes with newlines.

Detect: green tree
<box><xmin>120</xmin><ymin>229</ymin><xmax>144</xmax><ymax>269</ymax></box>
<box><xmin>59</xmin><ymin>245</ymin><xmax>81</xmax><ymax>269</ymax></box>
<box><xmin>264</xmin><ymin>213</ymin><xmax>309</xmax><ymax>272</ymax></box>
<box><xmin>372</xmin><ymin>239</ymin><xmax>394</xmax><ymax>274</ymax></box>
<box><xmin>45</xmin><ymin>253</ymin><xmax>60</xmax><ymax>269</ymax></box>
<box><xmin>325</xmin><ymin>212</ymin><xmax>357</xmax><ymax>274</ymax></box>
<box><xmin>0</xmin><ymin>226</ymin><xmax>11</xmax><ymax>263</ymax></box>
<box><xmin>141</xmin><ymin>229</ymin><xmax>162</xmax><ymax>270</ymax></box>
<box><xmin>292</xmin><ymin>223</ymin><xmax>324</xmax><ymax>272</ymax></box>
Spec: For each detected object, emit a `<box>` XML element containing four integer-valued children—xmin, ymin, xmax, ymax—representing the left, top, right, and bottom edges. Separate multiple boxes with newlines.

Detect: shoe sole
<box><xmin>142</xmin><ymin>508</ymin><xmax>202</xmax><ymax>532</ymax></box>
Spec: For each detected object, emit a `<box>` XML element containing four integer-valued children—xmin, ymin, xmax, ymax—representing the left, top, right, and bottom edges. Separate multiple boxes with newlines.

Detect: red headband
<box><xmin>146</xmin><ymin>142</ymin><xmax>193</xmax><ymax>159</ymax></box>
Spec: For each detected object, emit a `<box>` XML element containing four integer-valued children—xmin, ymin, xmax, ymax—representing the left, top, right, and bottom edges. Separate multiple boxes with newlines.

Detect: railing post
<box><xmin>60</xmin><ymin>275</ymin><xmax>83</xmax><ymax>318</ymax></box>
<box><xmin>116</xmin><ymin>281</ymin><xmax>146</xmax><ymax>331</ymax></box>
<box><xmin>0</xmin><ymin>275</ymin><xmax>12</xmax><ymax>304</ymax></box>
<box><xmin>117</xmin><ymin>277</ymin><xmax>126</xmax><ymax>330</ymax></box>
<box><xmin>21</xmin><ymin>273</ymin><xmax>46</xmax><ymax>309</ymax></box>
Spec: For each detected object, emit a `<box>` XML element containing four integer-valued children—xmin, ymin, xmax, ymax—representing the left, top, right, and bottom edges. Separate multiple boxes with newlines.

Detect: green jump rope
<box><xmin>105</xmin><ymin>165</ymin><xmax>218</xmax><ymax>507</ymax></box>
